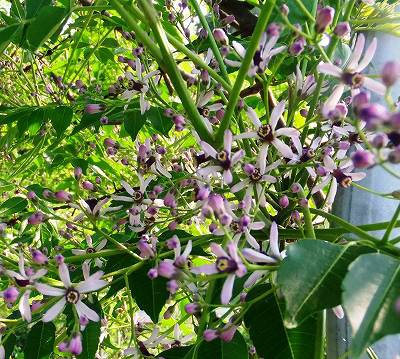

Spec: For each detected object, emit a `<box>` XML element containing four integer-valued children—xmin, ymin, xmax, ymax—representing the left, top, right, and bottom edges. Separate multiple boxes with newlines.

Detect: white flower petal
<box><xmin>42</xmin><ymin>297</ymin><xmax>66</xmax><ymax>322</ymax></box>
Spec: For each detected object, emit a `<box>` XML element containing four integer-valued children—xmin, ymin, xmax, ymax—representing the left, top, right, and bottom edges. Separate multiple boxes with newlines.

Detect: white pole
<box><xmin>327</xmin><ymin>28</ymin><xmax>400</xmax><ymax>358</ymax></box>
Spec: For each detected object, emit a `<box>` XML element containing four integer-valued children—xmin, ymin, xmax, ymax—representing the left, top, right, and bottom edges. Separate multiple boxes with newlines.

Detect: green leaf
<box><xmin>147</xmin><ymin>107</ymin><xmax>173</xmax><ymax>136</ymax></box>
<box><xmin>244</xmin><ymin>284</ymin><xmax>319</xmax><ymax>359</ymax></box>
<box><xmin>0</xmin><ymin>196</ymin><xmax>28</xmax><ymax>217</ymax></box>
<box><xmin>129</xmin><ymin>262</ymin><xmax>169</xmax><ymax>323</ymax></box>
<box><xmin>194</xmin><ymin>332</ymin><xmax>248</xmax><ymax>359</ymax></box>
<box><xmin>3</xmin><ymin>334</ymin><xmax>16</xmax><ymax>359</ymax></box>
<box><xmin>124</xmin><ymin>110</ymin><xmax>146</xmax><ymax>141</ymax></box>
<box><xmin>342</xmin><ymin>253</ymin><xmax>400</xmax><ymax>358</ymax></box>
<box><xmin>95</xmin><ymin>47</ymin><xmax>115</xmax><ymax>64</ymax></box>
<box><xmin>24</xmin><ymin>321</ymin><xmax>56</xmax><ymax>359</ymax></box>
<box><xmin>25</xmin><ymin>0</ymin><xmax>51</xmax><ymax>18</ymax></box>
<box><xmin>50</xmin><ymin>106</ymin><xmax>73</xmax><ymax>136</ymax></box>
<box><xmin>277</xmin><ymin>240</ymin><xmax>372</xmax><ymax>327</ymax></box>
<box><xmin>157</xmin><ymin>346</ymin><xmax>194</xmax><ymax>358</ymax></box>
<box><xmin>102</xmin><ymin>37</ymin><xmax>119</xmax><ymax>48</ymax></box>
<box><xmin>25</xmin><ymin>6</ymin><xmax>67</xmax><ymax>50</ymax></box>
<box><xmin>78</xmin><ymin>298</ymin><xmax>102</xmax><ymax>359</ymax></box>
<box><xmin>0</xmin><ymin>24</ymin><xmax>22</xmax><ymax>52</ymax></box>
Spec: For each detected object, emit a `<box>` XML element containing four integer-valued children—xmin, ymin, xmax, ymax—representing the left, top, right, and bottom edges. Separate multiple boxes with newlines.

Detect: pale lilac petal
<box><xmin>191</xmin><ymin>264</ymin><xmax>218</xmax><ymax>275</ymax></box>
<box><xmin>221</xmin><ymin>275</ymin><xmax>235</xmax><ymax>304</ymax></box>
<box><xmin>35</xmin><ymin>283</ymin><xmax>65</xmax><ymax>297</ymax></box>
<box><xmin>272</xmin><ymin>138</ymin><xmax>294</xmax><ymax>158</ymax></box>
<box><xmin>58</xmin><ymin>263</ymin><xmax>71</xmax><ymax>287</ymax></box>
<box><xmin>317</xmin><ymin>62</ymin><xmax>342</xmax><ymax>77</ymax></box>
<box><xmin>232</xmin><ymin>41</ymin><xmax>246</xmax><ymax>58</ymax></box>
<box><xmin>231</xmin><ymin>180</ymin><xmax>248</xmax><ymax>193</ymax></box>
<box><xmin>75</xmin><ymin>300</ymin><xmax>100</xmax><ymax>322</ymax></box>
<box><xmin>363</xmin><ymin>77</ymin><xmax>386</xmax><ymax>96</ymax></box>
<box><xmin>42</xmin><ymin>297</ymin><xmax>66</xmax><ymax>322</ymax></box>
<box><xmin>96</xmin><ymin>239</ymin><xmax>108</xmax><ymax>251</ymax></box>
<box><xmin>198</xmin><ymin>91</ymin><xmax>214</xmax><ymax>108</ymax></box>
<box><xmin>121</xmin><ymin>180</ymin><xmax>135</xmax><ymax>196</ymax></box>
<box><xmin>355</xmin><ymin>37</ymin><xmax>377</xmax><ymax>72</ymax></box>
<box><xmin>324</xmin><ymin>155</ymin><xmax>337</xmax><ymax>171</ymax></box>
<box><xmin>76</xmin><ymin>272</ymin><xmax>107</xmax><ymax>293</ymax></box>
<box><xmin>231</xmin><ymin>149</ymin><xmax>244</xmax><ymax>164</ymax></box>
<box><xmin>210</xmin><ymin>243</ymin><xmax>228</xmax><ymax>258</ymax></box>
<box><xmin>200</xmin><ymin>141</ymin><xmax>218</xmax><ymax>158</ymax></box>
<box><xmin>244</xmin><ymin>270</ymin><xmax>266</xmax><ymax>288</ymax></box>
<box><xmin>322</xmin><ymin>84</ymin><xmax>345</xmax><ymax>116</ymax></box>
<box><xmin>19</xmin><ymin>290</ymin><xmax>32</xmax><ymax>322</ymax></box>
<box><xmin>242</xmin><ymin>248</ymin><xmax>276</xmax><ymax>263</ymax></box>
<box><xmin>269</xmin><ymin>222</ymin><xmax>281</xmax><ymax>259</ymax></box>
<box><xmin>246</xmin><ymin>107</ymin><xmax>262</xmax><ymax>127</ymax></box>
<box><xmin>223</xmin><ymin>170</ymin><xmax>233</xmax><ymax>184</ymax></box>
<box><xmin>244</xmin><ymin>232</ymin><xmax>260</xmax><ymax>250</ymax></box>
<box><xmin>31</xmin><ymin>268</ymin><xmax>47</xmax><ymax>280</ymax></box>
<box><xmin>71</xmin><ymin>249</ymin><xmax>86</xmax><ymax>256</ymax></box>
<box><xmin>270</xmin><ymin>100</ymin><xmax>286</xmax><ymax>130</ymax></box>
<box><xmin>18</xmin><ymin>252</ymin><xmax>26</xmax><ymax>277</ymax></box>
<box><xmin>6</xmin><ymin>270</ymin><xmax>25</xmax><ymax>281</ymax></box>
<box><xmin>327</xmin><ymin>179</ymin><xmax>338</xmax><ymax>205</ymax></box>
<box><xmin>311</xmin><ymin>176</ymin><xmax>332</xmax><ymax>194</ymax></box>
<box><xmin>275</xmin><ymin>128</ymin><xmax>300</xmax><ymax>137</ymax></box>
<box><xmin>224</xmin><ymin>59</ymin><xmax>242</xmax><ymax>67</ymax></box>
<box><xmin>261</xmin><ymin>174</ymin><xmax>277</xmax><ymax>183</ymax></box>
<box><xmin>182</xmin><ymin>240</ymin><xmax>192</xmax><ymax>258</ymax></box>
<box><xmin>111</xmin><ymin>195</ymin><xmax>134</xmax><ymax>202</ymax></box>
<box><xmin>347</xmin><ymin>34</ymin><xmax>365</xmax><ymax>70</ymax></box>
<box><xmin>349</xmin><ymin>172</ymin><xmax>366</xmax><ymax>181</ymax></box>
<box><xmin>234</xmin><ymin>132</ymin><xmax>258</xmax><ymax>140</ymax></box>
<box><xmin>258</xmin><ymin>144</ymin><xmax>269</xmax><ymax>173</ymax></box>
<box><xmin>197</xmin><ymin>165</ymin><xmax>222</xmax><ymax>177</ymax></box>
<box><xmin>264</xmin><ymin>159</ymin><xmax>281</xmax><ymax>173</ymax></box>
<box><xmin>332</xmin><ymin>305</ymin><xmax>345</xmax><ymax>319</ymax></box>
<box><xmin>250</xmin><ymin>222</ymin><xmax>265</xmax><ymax>230</ymax></box>
<box><xmin>224</xmin><ymin>130</ymin><xmax>233</xmax><ymax>154</ymax></box>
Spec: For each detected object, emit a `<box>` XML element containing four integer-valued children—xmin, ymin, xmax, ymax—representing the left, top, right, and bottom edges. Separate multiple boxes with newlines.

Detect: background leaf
<box><xmin>194</xmin><ymin>332</ymin><xmax>248</xmax><ymax>359</ymax></box>
<box><xmin>24</xmin><ymin>321</ymin><xmax>56</xmax><ymax>359</ymax></box>
<box><xmin>342</xmin><ymin>253</ymin><xmax>400</xmax><ymax>358</ymax></box>
<box><xmin>50</xmin><ymin>106</ymin><xmax>73</xmax><ymax>136</ymax></box>
<box><xmin>244</xmin><ymin>284</ymin><xmax>319</xmax><ymax>359</ymax></box>
<box><xmin>277</xmin><ymin>240</ymin><xmax>372</xmax><ymax>327</ymax></box>
<box><xmin>0</xmin><ymin>196</ymin><xmax>28</xmax><ymax>217</ymax></box>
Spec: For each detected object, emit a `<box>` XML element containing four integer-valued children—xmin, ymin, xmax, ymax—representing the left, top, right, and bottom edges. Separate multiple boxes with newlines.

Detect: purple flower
<box><xmin>30</xmin><ymin>248</ymin><xmax>48</xmax><ymax>265</ymax></box>
<box><xmin>1</xmin><ymin>286</ymin><xmax>19</xmax><ymax>303</ymax></box>
<box><xmin>85</xmin><ymin>104</ymin><xmax>105</xmax><ymax>114</ymax></box>
<box><xmin>55</xmin><ymin>190</ymin><xmax>72</xmax><ymax>203</ymax></box>
<box><xmin>192</xmin><ymin>241</ymin><xmax>246</xmax><ymax>304</ymax></box>
<box><xmin>71</xmin><ymin>235</ymin><xmax>107</xmax><ymax>267</ymax></box>
<box><xmin>316</xmin><ymin>7</ymin><xmax>335</xmax><ymax>33</ymax></box>
<box><xmin>351</xmin><ymin>150</ymin><xmax>375</xmax><ymax>168</ymax></box>
<box><xmin>289</xmin><ymin>37</ymin><xmax>306</xmax><ymax>56</ymax></box>
<box><xmin>381</xmin><ymin>61</ymin><xmax>400</xmax><ymax>87</ymax></box>
<box><xmin>203</xmin><ymin>329</ymin><xmax>219</xmax><ymax>342</ymax></box>
<box><xmin>317</xmin><ymin>34</ymin><xmax>386</xmax><ymax>116</ymax></box>
<box><xmin>334</xmin><ymin>22</ymin><xmax>351</xmax><ymax>37</ymax></box>
<box><xmin>35</xmin><ymin>262</ymin><xmax>106</xmax><ymax>322</ymax></box>
<box><xmin>212</xmin><ymin>28</ymin><xmax>229</xmax><ymax>45</ymax></box>
<box><xmin>198</xmin><ymin>130</ymin><xmax>244</xmax><ymax>184</ymax></box>
<box><xmin>28</xmin><ymin>211</ymin><xmax>45</xmax><ymax>225</ymax></box>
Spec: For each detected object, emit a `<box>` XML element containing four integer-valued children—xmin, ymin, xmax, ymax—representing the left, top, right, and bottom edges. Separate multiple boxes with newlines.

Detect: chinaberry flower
<box><xmin>35</xmin><ymin>258</ymin><xmax>106</xmax><ymax>322</ymax></box>
<box><xmin>311</xmin><ymin>156</ymin><xmax>366</xmax><ymax>205</ymax></box>
<box><xmin>192</xmin><ymin>241</ymin><xmax>246</xmax><ymax>304</ymax></box>
<box><xmin>317</xmin><ymin>34</ymin><xmax>386</xmax><ymax>116</ymax></box>
<box><xmin>121</xmin><ymin>58</ymin><xmax>160</xmax><ymax>114</ymax></box>
<box><xmin>226</xmin><ymin>32</ymin><xmax>286</xmax><ymax>76</ymax></box>
<box><xmin>236</xmin><ymin>101</ymin><xmax>299</xmax><ymax>165</ymax></box>
<box><xmin>198</xmin><ymin>130</ymin><xmax>244</xmax><ymax>184</ymax></box>
<box><xmin>157</xmin><ymin>237</ymin><xmax>192</xmax><ymax>279</ymax></box>
<box><xmin>70</xmin><ymin>198</ymin><xmax>122</xmax><ymax>222</ymax></box>
<box><xmin>71</xmin><ymin>235</ymin><xmax>107</xmax><ymax>267</ymax></box>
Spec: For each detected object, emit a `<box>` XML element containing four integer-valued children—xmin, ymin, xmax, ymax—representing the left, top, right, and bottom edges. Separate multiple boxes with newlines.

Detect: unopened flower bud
<box><xmin>316</xmin><ymin>7</ymin><xmax>334</xmax><ymax>33</ymax></box>
<box><xmin>279</xmin><ymin>195</ymin><xmax>289</xmax><ymax>208</ymax></box>
<box><xmin>213</xmin><ymin>28</ymin><xmax>229</xmax><ymax>45</ymax></box>
<box><xmin>381</xmin><ymin>61</ymin><xmax>400</xmax><ymax>87</ymax></box>
<box><xmin>334</xmin><ymin>22</ymin><xmax>351</xmax><ymax>37</ymax></box>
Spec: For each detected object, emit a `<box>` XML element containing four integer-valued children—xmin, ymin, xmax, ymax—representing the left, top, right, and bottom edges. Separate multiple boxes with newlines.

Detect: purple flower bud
<box><xmin>27</xmin><ymin>191</ymin><xmax>37</xmax><ymax>200</ymax></box>
<box><xmin>158</xmin><ymin>260</ymin><xmax>177</xmax><ymax>279</ymax></box>
<box><xmin>166</xmin><ymin>235</ymin><xmax>179</xmax><ymax>249</ymax></box>
<box><xmin>166</xmin><ymin>279</ymin><xmax>179</xmax><ymax>294</ymax></box>
<box><xmin>291</xmin><ymin>183</ymin><xmax>302</xmax><ymax>193</ymax></box>
<box><xmin>240</xmin><ymin>215</ymin><xmax>251</xmax><ymax>228</ymax></box>
<box><xmin>216</xmin><ymin>109</ymin><xmax>225</xmax><ymax>121</ymax></box>
<box><xmin>222</xmin><ymin>15</ymin><xmax>235</xmax><ymax>26</ymax></box>
<box><xmin>316</xmin><ymin>165</ymin><xmax>328</xmax><ymax>177</ymax></box>
<box><xmin>69</xmin><ymin>334</ymin><xmax>83</xmax><ymax>356</ymax></box>
<box><xmin>381</xmin><ymin>61</ymin><xmax>400</xmax><ymax>87</ymax></box>
<box><xmin>58</xmin><ymin>342</ymin><xmax>69</xmax><ymax>352</ymax></box>
<box><xmin>79</xmin><ymin>315</ymin><xmax>89</xmax><ymax>327</ymax></box>
<box><xmin>74</xmin><ymin>167</ymin><xmax>82</xmax><ymax>180</ymax></box>
<box><xmin>28</xmin><ymin>212</ymin><xmax>45</xmax><ymax>225</ymax></box>
<box><xmin>299</xmin><ymin>198</ymin><xmax>309</xmax><ymax>207</ymax></box>
<box><xmin>31</xmin><ymin>300</ymin><xmax>43</xmax><ymax>312</ymax></box>
<box><xmin>196</xmin><ymin>186</ymin><xmax>210</xmax><ymax>201</ymax></box>
<box><xmin>351</xmin><ymin>150</ymin><xmax>375</xmax><ymax>168</ymax></box>
<box><xmin>207</xmin><ymin>193</ymin><xmax>225</xmax><ymax>215</ymax></box>
<box><xmin>156</xmin><ymin>146</ymin><xmax>166</xmax><ymax>155</ymax></box>
<box><xmin>267</xmin><ymin>23</ymin><xmax>281</xmax><ymax>37</ymax></box>
<box><xmin>55</xmin><ymin>190</ymin><xmax>72</xmax><ymax>203</ymax></box>
<box><xmin>300</xmin><ymin>109</ymin><xmax>308</xmax><ymax>117</ymax></box>
<box><xmin>291</xmin><ymin>210</ymin><xmax>301</xmax><ymax>223</ymax></box>
<box><xmin>334</xmin><ymin>22</ymin><xmax>351</xmax><ymax>37</ymax></box>
<box><xmin>316</xmin><ymin>7</ymin><xmax>334</xmax><ymax>33</ymax></box>
<box><xmin>280</xmin><ymin>4</ymin><xmax>289</xmax><ymax>16</ymax></box>
<box><xmin>2</xmin><ymin>286</ymin><xmax>19</xmax><ymax>303</ymax></box>
<box><xmin>219</xmin><ymin>325</ymin><xmax>238</xmax><ymax>342</ymax></box>
<box><xmin>279</xmin><ymin>195</ymin><xmax>289</xmax><ymax>208</ymax></box>
<box><xmin>137</xmin><ymin>239</ymin><xmax>154</xmax><ymax>259</ymax></box>
<box><xmin>289</xmin><ymin>37</ymin><xmax>306</xmax><ymax>56</ymax></box>
<box><xmin>212</xmin><ymin>28</ymin><xmax>229</xmax><ymax>45</ymax></box>
<box><xmin>95</xmin><ymin>177</ymin><xmax>101</xmax><ymax>184</ymax></box>
<box><xmin>85</xmin><ymin>104</ymin><xmax>105</xmax><ymax>114</ymax></box>
<box><xmin>153</xmin><ymin>185</ymin><xmax>163</xmax><ymax>195</ymax></box>
<box><xmin>117</xmin><ymin>55</ymin><xmax>126</xmax><ymax>63</ymax></box>
<box><xmin>100</xmin><ymin>116</ymin><xmax>109</xmax><ymax>125</ymax></box>
<box><xmin>30</xmin><ymin>249</ymin><xmax>48</xmax><ymax>265</ymax></box>
<box><xmin>147</xmin><ymin>268</ymin><xmax>158</xmax><ymax>279</ymax></box>
<box><xmin>371</xmin><ymin>133</ymin><xmax>388</xmax><ymax>148</ymax></box>
<box><xmin>185</xmin><ymin>303</ymin><xmax>200</xmax><ymax>314</ymax></box>
<box><xmin>243</xmin><ymin>163</ymin><xmax>255</xmax><ymax>175</ymax></box>
<box><xmin>82</xmin><ymin>181</ymin><xmax>95</xmax><ymax>191</ymax></box>
<box><xmin>338</xmin><ymin>141</ymin><xmax>350</xmax><ymax>151</ymax></box>
<box><xmin>164</xmin><ymin>108</ymin><xmax>174</xmax><ymax>117</ymax></box>
<box><xmin>168</xmin><ymin>221</ymin><xmax>178</xmax><ymax>231</ymax></box>
<box><xmin>164</xmin><ymin>192</ymin><xmax>177</xmax><ymax>208</ymax></box>
<box><xmin>220</xmin><ymin>213</ymin><xmax>232</xmax><ymax>226</ymax></box>
<box><xmin>42</xmin><ymin>189</ymin><xmax>53</xmax><ymax>199</ymax></box>
<box><xmin>203</xmin><ymin>329</ymin><xmax>218</xmax><ymax>342</ymax></box>
<box><xmin>358</xmin><ymin>103</ymin><xmax>388</xmax><ymax>128</ymax></box>
<box><xmin>209</xmin><ymin>223</ymin><xmax>218</xmax><ymax>233</ymax></box>
<box><xmin>104</xmin><ymin>138</ymin><xmax>116</xmax><ymax>148</ymax></box>
<box><xmin>55</xmin><ymin>254</ymin><xmax>64</xmax><ymax>265</ymax></box>
<box><xmin>352</xmin><ymin>91</ymin><xmax>370</xmax><ymax>112</ymax></box>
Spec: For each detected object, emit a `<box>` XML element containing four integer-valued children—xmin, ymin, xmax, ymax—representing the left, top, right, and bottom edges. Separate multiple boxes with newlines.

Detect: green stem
<box><xmin>382</xmin><ymin>203</ymin><xmax>400</xmax><ymax>244</ymax></box>
<box><xmin>215</xmin><ymin>0</ymin><xmax>277</xmax><ymax>145</ymax></box>
<box><xmin>189</xmin><ymin>0</ymin><xmax>230</xmax><ymax>83</ymax></box>
<box><xmin>137</xmin><ymin>0</ymin><xmax>214</xmax><ymax>143</ymax></box>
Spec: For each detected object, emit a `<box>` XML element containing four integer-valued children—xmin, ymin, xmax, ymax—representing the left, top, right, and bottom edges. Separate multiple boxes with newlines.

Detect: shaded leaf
<box><xmin>244</xmin><ymin>284</ymin><xmax>319</xmax><ymax>359</ymax></box>
<box><xmin>78</xmin><ymin>298</ymin><xmax>102</xmax><ymax>359</ymax></box>
<box><xmin>24</xmin><ymin>321</ymin><xmax>56</xmax><ymax>359</ymax></box>
<box><xmin>95</xmin><ymin>47</ymin><xmax>115</xmax><ymax>64</ymax></box>
<box><xmin>147</xmin><ymin>107</ymin><xmax>173</xmax><ymax>136</ymax></box>
<box><xmin>124</xmin><ymin>110</ymin><xmax>146</xmax><ymax>141</ymax></box>
<box><xmin>277</xmin><ymin>240</ymin><xmax>372</xmax><ymax>327</ymax></box>
<box><xmin>25</xmin><ymin>0</ymin><xmax>51</xmax><ymax>18</ymax></box>
<box><xmin>50</xmin><ymin>106</ymin><xmax>73</xmax><ymax>136</ymax></box>
<box><xmin>0</xmin><ymin>197</ymin><xmax>28</xmax><ymax>217</ymax></box>
<box><xmin>157</xmin><ymin>346</ymin><xmax>194</xmax><ymax>358</ymax></box>
<box><xmin>343</xmin><ymin>253</ymin><xmax>400</xmax><ymax>358</ymax></box>
<box><xmin>195</xmin><ymin>332</ymin><xmax>248</xmax><ymax>359</ymax></box>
